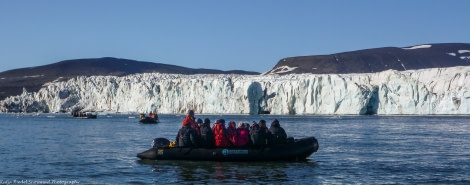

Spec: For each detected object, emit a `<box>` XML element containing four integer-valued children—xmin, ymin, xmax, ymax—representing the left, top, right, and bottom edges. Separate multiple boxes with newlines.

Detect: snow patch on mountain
<box><xmin>264</xmin><ymin>66</ymin><xmax>298</xmax><ymax>75</ymax></box>
<box><xmin>403</xmin><ymin>44</ymin><xmax>432</xmax><ymax>50</ymax></box>
<box><xmin>458</xmin><ymin>50</ymin><xmax>470</xmax><ymax>54</ymax></box>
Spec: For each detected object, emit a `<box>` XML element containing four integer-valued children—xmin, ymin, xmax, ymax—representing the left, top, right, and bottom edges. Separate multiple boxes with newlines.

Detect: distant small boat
<box><xmin>139</xmin><ymin>117</ymin><xmax>159</xmax><ymax>124</ymax></box>
<box><xmin>139</xmin><ymin>113</ymin><xmax>159</xmax><ymax>124</ymax></box>
<box><xmin>72</xmin><ymin>112</ymin><xmax>97</xmax><ymax>119</ymax></box>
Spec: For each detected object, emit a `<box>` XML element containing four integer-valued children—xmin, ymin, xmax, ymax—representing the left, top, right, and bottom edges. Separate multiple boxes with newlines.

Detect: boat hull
<box><xmin>137</xmin><ymin>137</ymin><xmax>319</xmax><ymax>161</ymax></box>
<box><xmin>72</xmin><ymin>112</ymin><xmax>97</xmax><ymax>119</ymax></box>
<box><xmin>139</xmin><ymin>117</ymin><xmax>159</xmax><ymax>124</ymax></box>
<box><xmin>75</xmin><ymin>115</ymin><xmax>97</xmax><ymax>119</ymax></box>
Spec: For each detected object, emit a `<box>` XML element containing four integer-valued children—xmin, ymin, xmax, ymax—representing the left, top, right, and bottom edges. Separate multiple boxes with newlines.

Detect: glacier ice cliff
<box><xmin>1</xmin><ymin>66</ymin><xmax>469</xmax><ymax>115</ymax></box>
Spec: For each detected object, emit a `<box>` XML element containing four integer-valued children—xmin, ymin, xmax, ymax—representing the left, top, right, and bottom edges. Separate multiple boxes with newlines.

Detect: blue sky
<box><xmin>1</xmin><ymin>0</ymin><xmax>469</xmax><ymax>73</ymax></box>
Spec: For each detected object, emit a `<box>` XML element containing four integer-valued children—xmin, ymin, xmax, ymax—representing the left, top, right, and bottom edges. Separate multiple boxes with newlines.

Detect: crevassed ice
<box><xmin>1</xmin><ymin>66</ymin><xmax>470</xmax><ymax>115</ymax></box>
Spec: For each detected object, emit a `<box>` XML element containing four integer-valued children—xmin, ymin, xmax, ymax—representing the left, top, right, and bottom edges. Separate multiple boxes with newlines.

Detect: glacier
<box><xmin>1</xmin><ymin>66</ymin><xmax>469</xmax><ymax>115</ymax></box>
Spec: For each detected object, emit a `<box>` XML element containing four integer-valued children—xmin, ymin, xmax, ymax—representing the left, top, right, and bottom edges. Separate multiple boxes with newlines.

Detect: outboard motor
<box><xmin>151</xmin><ymin>138</ymin><xmax>170</xmax><ymax>148</ymax></box>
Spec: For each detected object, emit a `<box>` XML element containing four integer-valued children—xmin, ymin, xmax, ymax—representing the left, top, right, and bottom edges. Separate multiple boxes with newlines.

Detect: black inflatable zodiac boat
<box><xmin>137</xmin><ymin>137</ymin><xmax>319</xmax><ymax>161</ymax></box>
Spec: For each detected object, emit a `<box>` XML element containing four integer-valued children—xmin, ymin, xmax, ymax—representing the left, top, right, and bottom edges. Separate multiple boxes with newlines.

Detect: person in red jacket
<box><xmin>182</xmin><ymin>109</ymin><xmax>199</xmax><ymax>135</ymax></box>
<box><xmin>212</xmin><ymin>119</ymin><xmax>231</xmax><ymax>147</ymax></box>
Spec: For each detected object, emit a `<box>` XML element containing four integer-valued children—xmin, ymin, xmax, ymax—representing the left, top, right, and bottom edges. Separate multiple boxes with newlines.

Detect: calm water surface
<box><xmin>0</xmin><ymin>113</ymin><xmax>469</xmax><ymax>184</ymax></box>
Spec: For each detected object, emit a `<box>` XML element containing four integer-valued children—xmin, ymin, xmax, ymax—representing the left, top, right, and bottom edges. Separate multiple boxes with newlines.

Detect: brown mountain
<box><xmin>265</xmin><ymin>43</ymin><xmax>470</xmax><ymax>75</ymax></box>
<box><xmin>0</xmin><ymin>57</ymin><xmax>260</xmax><ymax>100</ymax></box>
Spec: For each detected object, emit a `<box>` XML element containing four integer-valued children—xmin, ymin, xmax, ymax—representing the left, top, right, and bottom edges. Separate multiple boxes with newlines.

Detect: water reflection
<box><xmin>139</xmin><ymin>160</ymin><xmax>318</xmax><ymax>184</ymax></box>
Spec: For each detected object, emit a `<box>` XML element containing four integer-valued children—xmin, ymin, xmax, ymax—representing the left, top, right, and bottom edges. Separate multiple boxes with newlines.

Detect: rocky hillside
<box><xmin>0</xmin><ymin>57</ymin><xmax>259</xmax><ymax>100</ymax></box>
<box><xmin>265</xmin><ymin>43</ymin><xmax>470</xmax><ymax>75</ymax></box>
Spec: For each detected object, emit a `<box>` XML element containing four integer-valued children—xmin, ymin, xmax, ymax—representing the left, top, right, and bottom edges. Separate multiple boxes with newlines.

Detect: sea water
<box><xmin>0</xmin><ymin>113</ymin><xmax>469</xmax><ymax>184</ymax></box>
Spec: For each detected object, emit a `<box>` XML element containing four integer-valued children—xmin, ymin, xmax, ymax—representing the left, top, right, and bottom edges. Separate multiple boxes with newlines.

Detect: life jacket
<box><xmin>183</xmin><ymin>116</ymin><xmax>200</xmax><ymax>134</ymax></box>
<box><xmin>213</xmin><ymin>123</ymin><xmax>231</xmax><ymax>147</ymax></box>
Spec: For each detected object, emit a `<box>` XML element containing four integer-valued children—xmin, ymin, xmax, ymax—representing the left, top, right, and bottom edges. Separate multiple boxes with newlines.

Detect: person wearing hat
<box><xmin>251</xmin><ymin>119</ymin><xmax>271</xmax><ymax>146</ymax></box>
<box><xmin>197</xmin><ymin>118</ymin><xmax>203</xmax><ymax>128</ymax></box>
<box><xmin>182</xmin><ymin>109</ymin><xmax>200</xmax><ymax>135</ymax></box>
<box><xmin>227</xmin><ymin>121</ymin><xmax>238</xmax><ymax>145</ymax></box>
<box><xmin>199</xmin><ymin>118</ymin><xmax>215</xmax><ymax>148</ymax></box>
<box><xmin>175</xmin><ymin>118</ymin><xmax>198</xmax><ymax>147</ymax></box>
<box><xmin>212</xmin><ymin>119</ymin><xmax>231</xmax><ymax>147</ymax></box>
<box><xmin>269</xmin><ymin>119</ymin><xmax>287</xmax><ymax>145</ymax></box>
<box><xmin>249</xmin><ymin>121</ymin><xmax>259</xmax><ymax>143</ymax></box>
<box><xmin>235</xmin><ymin>122</ymin><xmax>250</xmax><ymax>146</ymax></box>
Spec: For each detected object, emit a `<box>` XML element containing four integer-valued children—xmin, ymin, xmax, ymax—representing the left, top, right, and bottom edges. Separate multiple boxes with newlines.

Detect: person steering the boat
<box><xmin>269</xmin><ymin>119</ymin><xmax>287</xmax><ymax>145</ymax></box>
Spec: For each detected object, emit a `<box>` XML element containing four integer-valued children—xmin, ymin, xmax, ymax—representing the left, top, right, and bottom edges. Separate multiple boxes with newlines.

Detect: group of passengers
<box><xmin>139</xmin><ymin>111</ymin><xmax>158</xmax><ymax>120</ymax></box>
<box><xmin>175</xmin><ymin>110</ymin><xmax>288</xmax><ymax>148</ymax></box>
